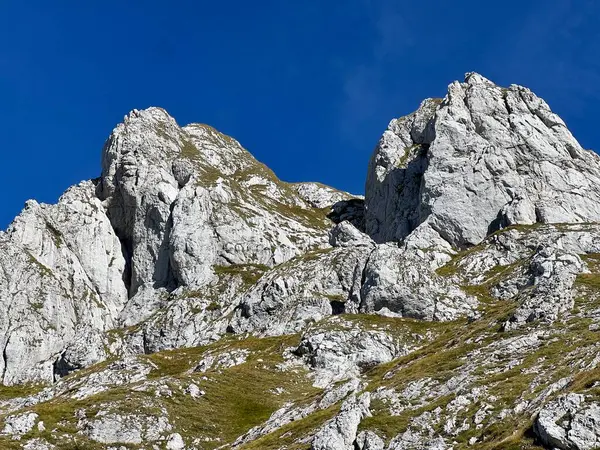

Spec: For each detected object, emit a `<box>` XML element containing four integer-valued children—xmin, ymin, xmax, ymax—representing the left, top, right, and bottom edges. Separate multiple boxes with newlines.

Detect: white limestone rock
<box><xmin>505</xmin><ymin>245</ymin><xmax>585</xmax><ymax>329</ymax></box>
<box><xmin>166</xmin><ymin>433</ymin><xmax>186</xmax><ymax>450</ymax></box>
<box><xmin>329</xmin><ymin>221</ymin><xmax>373</xmax><ymax>248</ymax></box>
<box><xmin>360</xmin><ymin>244</ymin><xmax>478</xmax><ymax>320</ymax></box>
<box><xmin>194</xmin><ymin>348</ymin><xmax>249</xmax><ymax>373</ymax></box>
<box><xmin>0</xmin><ymin>182</ymin><xmax>127</xmax><ymax>384</ymax></box>
<box><xmin>230</xmin><ymin>245</ymin><xmax>372</xmax><ymax>335</ymax></box>
<box><xmin>311</xmin><ymin>393</ymin><xmax>371</xmax><ymax>450</ymax></box>
<box><xmin>295</xmin><ymin>182</ymin><xmax>356</xmax><ymax>209</ymax></box>
<box><xmin>0</xmin><ymin>106</ymin><xmax>361</xmax><ymax>385</ymax></box>
<box><xmin>22</xmin><ymin>439</ymin><xmax>56</xmax><ymax>450</ymax></box>
<box><xmin>78</xmin><ymin>410</ymin><xmax>172</xmax><ymax>445</ymax></box>
<box><xmin>295</xmin><ymin>328</ymin><xmax>400</xmax><ymax>387</ymax></box>
<box><xmin>3</xmin><ymin>73</ymin><xmax>600</xmax><ymax>449</ymax></box>
<box><xmin>355</xmin><ymin>431</ymin><xmax>385</xmax><ymax>450</ymax></box>
<box><xmin>365</xmin><ymin>73</ymin><xmax>600</xmax><ymax>249</ymax></box>
<box><xmin>97</xmin><ymin>108</ymin><xmax>335</xmax><ymax>332</ymax></box>
<box><xmin>535</xmin><ymin>394</ymin><xmax>600</xmax><ymax>449</ymax></box>
<box><xmin>54</xmin><ymin>327</ymin><xmax>109</xmax><ymax>377</ymax></box>
<box><xmin>2</xmin><ymin>412</ymin><xmax>39</xmax><ymax>439</ymax></box>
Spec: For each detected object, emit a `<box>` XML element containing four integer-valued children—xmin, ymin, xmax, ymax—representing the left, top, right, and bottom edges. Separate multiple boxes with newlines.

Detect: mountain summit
<box><xmin>1</xmin><ymin>74</ymin><xmax>600</xmax><ymax>449</ymax></box>
<box><xmin>366</xmin><ymin>72</ymin><xmax>600</xmax><ymax>247</ymax></box>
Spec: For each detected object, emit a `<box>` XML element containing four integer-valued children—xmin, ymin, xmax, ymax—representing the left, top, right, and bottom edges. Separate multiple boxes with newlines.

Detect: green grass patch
<box><xmin>576</xmin><ymin>272</ymin><xmax>600</xmax><ymax>290</ymax></box>
<box><xmin>213</xmin><ymin>263</ymin><xmax>270</xmax><ymax>287</ymax></box>
<box><xmin>0</xmin><ymin>383</ymin><xmax>44</xmax><ymax>401</ymax></box>
<box><xmin>45</xmin><ymin>221</ymin><xmax>63</xmax><ymax>248</ymax></box>
<box><xmin>360</xmin><ymin>395</ymin><xmax>454</xmax><ymax>441</ymax></box>
<box><xmin>239</xmin><ymin>405</ymin><xmax>339</xmax><ymax>450</ymax></box>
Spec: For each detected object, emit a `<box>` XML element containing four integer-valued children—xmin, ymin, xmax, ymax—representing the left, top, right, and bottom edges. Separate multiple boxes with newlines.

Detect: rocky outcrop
<box><xmin>0</xmin><ymin>107</ymin><xmax>356</xmax><ymax>385</ymax></box>
<box><xmin>365</xmin><ymin>73</ymin><xmax>600</xmax><ymax>248</ymax></box>
<box><xmin>360</xmin><ymin>243</ymin><xmax>478</xmax><ymax>320</ymax></box>
<box><xmin>504</xmin><ymin>246</ymin><xmax>585</xmax><ymax>330</ymax></box>
<box><xmin>535</xmin><ymin>394</ymin><xmax>600</xmax><ymax>450</ymax></box>
<box><xmin>3</xmin><ymin>73</ymin><xmax>600</xmax><ymax>449</ymax></box>
<box><xmin>355</xmin><ymin>431</ymin><xmax>385</xmax><ymax>450</ymax></box>
<box><xmin>0</xmin><ymin>182</ymin><xmax>127</xmax><ymax>384</ymax></box>
<box><xmin>78</xmin><ymin>411</ymin><xmax>173</xmax><ymax>445</ymax></box>
<box><xmin>230</xmin><ymin>245</ymin><xmax>372</xmax><ymax>335</ymax></box>
<box><xmin>295</xmin><ymin>328</ymin><xmax>399</xmax><ymax>387</ymax></box>
<box><xmin>311</xmin><ymin>393</ymin><xmax>371</xmax><ymax>450</ymax></box>
<box><xmin>2</xmin><ymin>412</ymin><xmax>39</xmax><ymax>440</ymax></box>
<box><xmin>97</xmin><ymin>109</ymin><xmax>334</xmax><ymax>327</ymax></box>
<box><xmin>329</xmin><ymin>221</ymin><xmax>372</xmax><ymax>248</ymax></box>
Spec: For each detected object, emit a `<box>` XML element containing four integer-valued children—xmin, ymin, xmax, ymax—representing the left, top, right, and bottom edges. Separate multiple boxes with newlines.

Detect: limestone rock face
<box><xmin>311</xmin><ymin>393</ymin><xmax>371</xmax><ymax>450</ymax></box>
<box><xmin>0</xmin><ymin>182</ymin><xmax>127</xmax><ymax>385</ymax></box>
<box><xmin>535</xmin><ymin>394</ymin><xmax>600</xmax><ymax>450</ymax></box>
<box><xmin>78</xmin><ymin>411</ymin><xmax>172</xmax><ymax>445</ymax></box>
<box><xmin>366</xmin><ymin>73</ymin><xmax>600</xmax><ymax>248</ymax></box>
<box><xmin>97</xmin><ymin>108</ymin><xmax>337</xmax><ymax>330</ymax></box>
<box><xmin>295</xmin><ymin>327</ymin><xmax>399</xmax><ymax>387</ymax></box>
<box><xmin>0</xmin><ymin>107</ymin><xmax>351</xmax><ymax>385</ymax></box>
<box><xmin>355</xmin><ymin>431</ymin><xmax>385</xmax><ymax>450</ymax></box>
<box><xmin>329</xmin><ymin>221</ymin><xmax>373</xmax><ymax>248</ymax></box>
<box><xmin>360</xmin><ymin>244</ymin><xmax>478</xmax><ymax>320</ymax></box>
<box><xmin>3</xmin><ymin>74</ymin><xmax>600</xmax><ymax>449</ymax></box>
<box><xmin>2</xmin><ymin>412</ymin><xmax>39</xmax><ymax>439</ymax></box>
<box><xmin>230</xmin><ymin>245</ymin><xmax>372</xmax><ymax>336</ymax></box>
<box><xmin>504</xmin><ymin>245</ymin><xmax>585</xmax><ymax>330</ymax></box>
<box><xmin>295</xmin><ymin>182</ymin><xmax>356</xmax><ymax>209</ymax></box>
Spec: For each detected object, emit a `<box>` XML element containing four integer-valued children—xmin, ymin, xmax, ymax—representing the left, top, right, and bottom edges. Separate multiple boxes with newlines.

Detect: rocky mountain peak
<box><xmin>365</xmin><ymin>72</ymin><xmax>600</xmax><ymax>248</ymax></box>
<box><xmin>4</xmin><ymin>75</ymin><xmax>600</xmax><ymax>449</ymax></box>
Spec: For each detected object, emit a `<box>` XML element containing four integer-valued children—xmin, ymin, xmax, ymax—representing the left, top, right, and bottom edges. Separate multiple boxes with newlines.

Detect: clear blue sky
<box><xmin>1</xmin><ymin>0</ymin><xmax>599</xmax><ymax>229</ymax></box>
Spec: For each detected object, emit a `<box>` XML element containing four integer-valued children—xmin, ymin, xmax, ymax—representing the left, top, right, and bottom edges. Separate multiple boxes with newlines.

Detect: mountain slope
<box><xmin>1</xmin><ymin>74</ymin><xmax>600</xmax><ymax>450</ymax></box>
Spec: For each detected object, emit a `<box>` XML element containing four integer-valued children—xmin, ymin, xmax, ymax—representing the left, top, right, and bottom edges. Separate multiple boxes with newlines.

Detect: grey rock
<box><xmin>505</xmin><ymin>246</ymin><xmax>585</xmax><ymax>329</ymax></box>
<box><xmin>535</xmin><ymin>394</ymin><xmax>600</xmax><ymax>449</ymax></box>
<box><xmin>2</xmin><ymin>412</ymin><xmax>38</xmax><ymax>439</ymax></box>
<box><xmin>355</xmin><ymin>431</ymin><xmax>385</xmax><ymax>450</ymax></box>
<box><xmin>295</xmin><ymin>328</ymin><xmax>400</xmax><ymax>387</ymax></box>
<box><xmin>194</xmin><ymin>348</ymin><xmax>249</xmax><ymax>373</ymax></box>
<box><xmin>231</xmin><ymin>245</ymin><xmax>372</xmax><ymax>335</ymax></box>
<box><xmin>3</xmin><ymin>72</ymin><xmax>600</xmax><ymax>450</ymax></box>
<box><xmin>312</xmin><ymin>393</ymin><xmax>371</xmax><ymax>450</ymax></box>
<box><xmin>78</xmin><ymin>410</ymin><xmax>172</xmax><ymax>445</ymax></box>
<box><xmin>0</xmin><ymin>105</ymin><xmax>364</xmax><ymax>385</ymax></box>
<box><xmin>366</xmin><ymin>73</ymin><xmax>600</xmax><ymax>249</ymax></box>
<box><xmin>360</xmin><ymin>244</ymin><xmax>478</xmax><ymax>320</ymax></box>
<box><xmin>329</xmin><ymin>221</ymin><xmax>373</xmax><ymax>248</ymax></box>
<box><xmin>295</xmin><ymin>182</ymin><xmax>356</xmax><ymax>209</ymax></box>
<box><xmin>22</xmin><ymin>439</ymin><xmax>55</xmax><ymax>450</ymax></box>
<box><xmin>0</xmin><ymin>181</ymin><xmax>127</xmax><ymax>384</ymax></box>
<box><xmin>166</xmin><ymin>433</ymin><xmax>186</xmax><ymax>450</ymax></box>
<box><xmin>54</xmin><ymin>327</ymin><xmax>108</xmax><ymax>378</ymax></box>
<box><xmin>97</xmin><ymin>107</ymin><xmax>335</xmax><ymax>335</ymax></box>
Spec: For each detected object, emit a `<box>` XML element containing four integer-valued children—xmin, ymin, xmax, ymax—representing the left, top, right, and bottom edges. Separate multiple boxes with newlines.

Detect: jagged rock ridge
<box><xmin>1</xmin><ymin>74</ymin><xmax>600</xmax><ymax>449</ymax></box>
<box><xmin>366</xmin><ymin>72</ymin><xmax>600</xmax><ymax>248</ymax></box>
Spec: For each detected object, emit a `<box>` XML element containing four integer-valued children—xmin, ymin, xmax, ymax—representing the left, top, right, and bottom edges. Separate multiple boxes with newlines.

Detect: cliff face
<box><xmin>1</xmin><ymin>74</ymin><xmax>600</xmax><ymax>450</ymax></box>
<box><xmin>365</xmin><ymin>72</ymin><xmax>600</xmax><ymax>248</ymax></box>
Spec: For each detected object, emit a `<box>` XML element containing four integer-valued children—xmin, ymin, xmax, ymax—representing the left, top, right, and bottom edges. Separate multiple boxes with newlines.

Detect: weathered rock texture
<box><xmin>366</xmin><ymin>72</ymin><xmax>600</xmax><ymax>248</ymax></box>
<box><xmin>1</xmin><ymin>73</ymin><xmax>600</xmax><ymax>449</ymax></box>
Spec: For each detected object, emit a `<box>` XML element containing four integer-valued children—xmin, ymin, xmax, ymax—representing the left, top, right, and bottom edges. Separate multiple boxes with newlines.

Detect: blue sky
<box><xmin>1</xmin><ymin>0</ymin><xmax>599</xmax><ymax>228</ymax></box>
